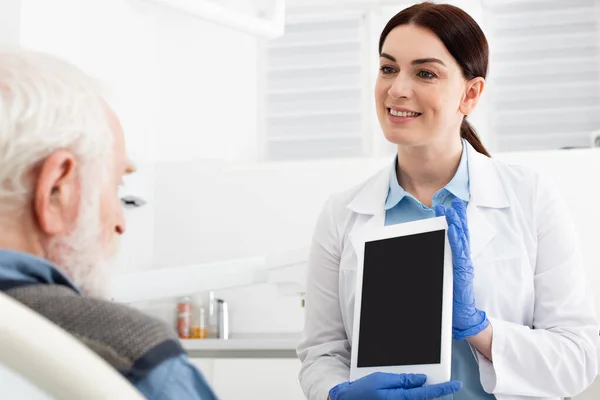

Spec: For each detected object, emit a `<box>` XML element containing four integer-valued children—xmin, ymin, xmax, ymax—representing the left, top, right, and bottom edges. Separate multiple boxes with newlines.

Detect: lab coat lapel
<box><xmin>347</xmin><ymin>166</ymin><xmax>391</xmax><ymax>259</ymax></box>
<box><xmin>467</xmin><ymin>204</ymin><xmax>496</xmax><ymax>261</ymax></box>
<box><xmin>466</xmin><ymin>143</ymin><xmax>510</xmax><ymax>260</ymax></box>
<box><xmin>348</xmin><ymin>212</ymin><xmax>386</xmax><ymax>262</ymax></box>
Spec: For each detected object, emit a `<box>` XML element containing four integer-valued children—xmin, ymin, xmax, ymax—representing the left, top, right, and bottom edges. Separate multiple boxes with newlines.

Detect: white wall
<box><xmin>17</xmin><ymin>0</ymin><xmax>260</xmax><ymax>274</ymax></box>
<box><xmin>154</xmin><ymin>9</ymin><xmax>259</xmax><ymax>163</ymax></box>
<box><xmin>147</xmin><ymin>157</ymin><xmax>390</xmax><ymax>332</ymax></box>
<box><xmin>0</xmin><ymin>0</ymin><xmax>21</xmax><ymax>46</ymax></box>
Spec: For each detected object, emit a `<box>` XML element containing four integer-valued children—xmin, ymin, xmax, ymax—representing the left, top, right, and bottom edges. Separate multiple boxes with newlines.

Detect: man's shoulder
<box><xmin>5</xmin><ymin>283</ymin><xmax>185</xmax><ymax>382</ymax></box>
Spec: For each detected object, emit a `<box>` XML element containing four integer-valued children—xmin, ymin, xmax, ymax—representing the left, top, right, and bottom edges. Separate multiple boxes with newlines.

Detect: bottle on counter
<box><xmin>207</xmin><ymin>291</ymin><xmax>218</xmax><ymax>339</ymax></box>
<box><xmin>191</xmin><ymin>299</ymin><xmax>207</xmax><ymax>339</ymax></box>
<box><xmin>217</xmin><ymin>299</ymin><xmax>229</xmax><ymax>340</ymax></box>
<box><xmin>177</xmin><ymin>296</ymin><xmax>192</xmax><ymax>339</ymax></box>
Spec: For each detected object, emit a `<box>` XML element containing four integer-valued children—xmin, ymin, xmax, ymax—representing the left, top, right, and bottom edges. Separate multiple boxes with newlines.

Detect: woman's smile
<box><xmin>387</xmin><ymin>106</ymin><xmax>422</xmax><ymax>125</ymax></box>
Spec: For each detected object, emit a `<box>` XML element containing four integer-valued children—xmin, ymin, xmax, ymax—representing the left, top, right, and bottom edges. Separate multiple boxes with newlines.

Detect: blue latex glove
<box><xmin>435</xmin><ymin>198</ymin><xmax>489</xmax><ymax>340</ymax></box>
<box><xmin>329</xmin><ymin>373</ymin><xmax>462</xmax><ymax>400</ymax></box>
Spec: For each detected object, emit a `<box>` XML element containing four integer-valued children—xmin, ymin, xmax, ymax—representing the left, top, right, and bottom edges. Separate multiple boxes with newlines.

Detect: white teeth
<box><xmin>389</xmin><ymin>109</ymin><xmax>420</xmax><ymax>117</ymax></box>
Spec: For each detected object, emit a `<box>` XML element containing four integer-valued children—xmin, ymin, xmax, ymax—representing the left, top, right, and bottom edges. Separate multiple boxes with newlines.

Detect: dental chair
<box><xmin>0</xmin><ymin>292</ymin><xmax>145</xmax><ymax>400</ymax></box>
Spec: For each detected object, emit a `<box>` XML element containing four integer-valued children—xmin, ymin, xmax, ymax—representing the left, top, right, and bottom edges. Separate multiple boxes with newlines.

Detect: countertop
<box><xmin>181</xmin><ymin>333</ymin><xmax>301</xmax><ymax>358</ymax></box>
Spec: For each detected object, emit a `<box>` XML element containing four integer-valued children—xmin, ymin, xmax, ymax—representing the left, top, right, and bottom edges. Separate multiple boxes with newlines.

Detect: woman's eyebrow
<box><xmin>380</xmin><ymin>52</ymin><xmax>396</xmax><ymax>62</ymax></box>
<box><xmin>412</xmin><ymin>57</ymin><xmax>446</xmax><ymax>66</ymax></box>
<box><xmin>380</xmin><ymin>53</ymin><xmax>446</xmax><ymax>67</ymax></box>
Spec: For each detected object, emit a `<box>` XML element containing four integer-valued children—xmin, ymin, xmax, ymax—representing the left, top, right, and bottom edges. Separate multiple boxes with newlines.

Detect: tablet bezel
<box><xmin>349</xmin><ymin>216</ymin><xmax>453</xmax><ymax>384</ymax></box>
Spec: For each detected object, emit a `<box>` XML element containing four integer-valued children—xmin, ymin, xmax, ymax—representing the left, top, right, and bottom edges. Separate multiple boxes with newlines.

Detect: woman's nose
<box><xmin>388</xmin><ymin>74</ymin><xmax>412</xmax><ymax>99</ymax></box>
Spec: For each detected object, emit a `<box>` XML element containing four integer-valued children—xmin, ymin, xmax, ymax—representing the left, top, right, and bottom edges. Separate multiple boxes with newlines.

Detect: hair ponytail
<box><xmin>461</xmin><ymin>118</ymin><xmax>490</xmax><ymax>157</ymax></box>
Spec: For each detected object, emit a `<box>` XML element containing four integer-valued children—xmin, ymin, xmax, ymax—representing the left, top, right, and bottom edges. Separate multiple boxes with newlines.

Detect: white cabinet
<box><xmin>189</xmin><ymin>358</ymin><xmax>215</xmax><ymax>386</ymax></box>
<box><xmin>190</xmin><ymin>358</ymin><xmax>306</xmax><ymax>400</ymax></box>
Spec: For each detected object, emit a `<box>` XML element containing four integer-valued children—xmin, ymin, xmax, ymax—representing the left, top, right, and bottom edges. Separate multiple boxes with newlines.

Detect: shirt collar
<box><xmin>385</xmin><ymin>139</ymin><xmax>470</xmax><ymax>210</ymax></box>
<box><xmin>0</xmin><ymin>249</ymin><xmax>80</xmax><ymax>293</ymax></box>
<box><xmin>384</xmin><ymin>157</ymin><xmax>407</xmax><ymax>210</ymax></box>
<box><xmin>444</xmin><ymin>140</ymin><xmax>470</xmax><ymax>202</ymax></box>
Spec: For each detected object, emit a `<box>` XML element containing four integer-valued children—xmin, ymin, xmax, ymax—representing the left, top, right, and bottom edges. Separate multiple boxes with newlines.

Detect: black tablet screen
<box><xmin>357</xmin><ymin>229</ymin><xmax>445</xmax><ymax>367</ymax></box>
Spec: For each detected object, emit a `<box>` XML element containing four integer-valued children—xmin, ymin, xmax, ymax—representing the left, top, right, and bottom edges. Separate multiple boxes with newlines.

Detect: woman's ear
<box><xmin>459</xmin><ymin>77</ymin><xmax>485</xmax><ymax>116</ymax></box>
<box><xmin>33</xmin><ymin>150</ymin><xmax>81</xmax><ymax>235</ymax></box>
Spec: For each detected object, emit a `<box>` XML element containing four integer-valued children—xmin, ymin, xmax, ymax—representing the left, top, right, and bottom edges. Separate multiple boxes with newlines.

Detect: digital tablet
<box><xmin>350</xmin><ymin>216</ymin><xmax>453</xmax><ymax>384</ymax></box>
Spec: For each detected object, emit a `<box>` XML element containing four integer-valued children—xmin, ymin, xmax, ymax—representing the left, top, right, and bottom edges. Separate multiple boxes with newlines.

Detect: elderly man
<box><xmin>0</xmin><ymin>49</ymin><xmax>217</xmax><ymax>399</ymax></box>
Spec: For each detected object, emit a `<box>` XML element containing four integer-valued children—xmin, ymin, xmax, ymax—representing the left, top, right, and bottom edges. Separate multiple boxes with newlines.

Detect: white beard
<box><xmin>47</xmin><ymin>190</ymin><xmax>119</xmax><ymax>299</ymax></box>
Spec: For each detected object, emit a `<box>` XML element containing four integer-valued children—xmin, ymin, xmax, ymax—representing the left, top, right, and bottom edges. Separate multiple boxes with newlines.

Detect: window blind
<box><xmin>264</xmin><ymin>14</ymin><xmax>366</xmax><ymax>160</ymax></box>
<box><xmin>485</xmin><ymin>0</ymin><xmax>600</xmax><ymax>150</ymax></box>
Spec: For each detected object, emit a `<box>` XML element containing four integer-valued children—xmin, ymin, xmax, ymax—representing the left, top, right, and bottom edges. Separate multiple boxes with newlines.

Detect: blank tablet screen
<box><xmin>357</xmin><ymin>229</ymin><xmax>445</xmax><ymax>368</ymax></box>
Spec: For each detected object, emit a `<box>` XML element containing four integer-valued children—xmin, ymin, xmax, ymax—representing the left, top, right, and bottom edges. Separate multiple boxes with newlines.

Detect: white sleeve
<box><xmin>477</xmin><ymin>174</ymin><xmax>599</xmax><ymax>397</ymax></box>
<box><xmin>297</xmin><ymin>198</ymin><xmax>351</xmax><ymax>400</ymax></box>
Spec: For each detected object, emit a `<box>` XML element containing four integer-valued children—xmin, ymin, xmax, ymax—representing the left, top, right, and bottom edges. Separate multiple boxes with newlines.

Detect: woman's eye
<box><xmin>379</xmin><ymin>66</ymin><xmax>397</xmax><ymax>75</ymax></box>
<box><xmin>417</xmin><ymin>70</ymin><xmax>437</xmax><ymax>79</ymax></box>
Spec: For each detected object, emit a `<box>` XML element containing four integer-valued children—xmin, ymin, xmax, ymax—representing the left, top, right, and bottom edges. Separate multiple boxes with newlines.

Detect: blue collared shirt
<box><xmin>0</xmin><ymin>250</ymin><xmax>218</xmax><ymax>400</ymax></box>
<box><xmin>384</xmin><ymin>140</ymin><xmax>495</xmax><ymax>399</ymax></box>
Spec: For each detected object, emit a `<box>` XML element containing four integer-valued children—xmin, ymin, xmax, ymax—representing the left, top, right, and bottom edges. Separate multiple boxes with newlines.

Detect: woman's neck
<box><xmin>396</xmin><ymin>137</ymin><xmax>464</xmax><ymax>207</ymax></box>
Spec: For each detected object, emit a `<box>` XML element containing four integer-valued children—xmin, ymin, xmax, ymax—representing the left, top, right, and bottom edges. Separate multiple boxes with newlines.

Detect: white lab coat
<box><xmin>297</xmin><ymin>142</ymin><xmax>599</xmax><ymax>400</ymax></box>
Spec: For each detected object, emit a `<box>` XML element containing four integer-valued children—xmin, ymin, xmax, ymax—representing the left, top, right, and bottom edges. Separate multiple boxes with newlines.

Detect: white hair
<box><xmin>0</xmin><ymin>47</ymin><xmax>113</xmax><ymax>215</ymax></box>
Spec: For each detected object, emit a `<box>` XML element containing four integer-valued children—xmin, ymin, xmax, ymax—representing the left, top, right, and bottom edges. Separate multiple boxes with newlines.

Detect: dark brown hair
<box><xmin>379</xmin><ymin>2</ymin><xmax>490</xmax><ymax>157</ymax></box>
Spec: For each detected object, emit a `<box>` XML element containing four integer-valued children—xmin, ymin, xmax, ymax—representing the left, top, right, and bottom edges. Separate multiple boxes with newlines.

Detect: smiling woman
<box><xmin>376</xmin><ymin>2</ymin><xmax>490</xmax><ymax>158</ymax></box>
<box><xmin>297</xmin><ymin>2</ymin><xmax>599</xmax><ymax>400</ymax></box>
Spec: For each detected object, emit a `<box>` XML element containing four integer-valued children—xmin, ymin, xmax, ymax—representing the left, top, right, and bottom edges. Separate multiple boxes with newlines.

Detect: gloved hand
<box><xmin>435</xmin><ymin>198</ymin><xmax>489</xmax><ymax>340</ymax></box>
<box><xmin>329</xmin><ymin>372</ymin><xmax>462</xmax><ymax>400</ymax></box>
